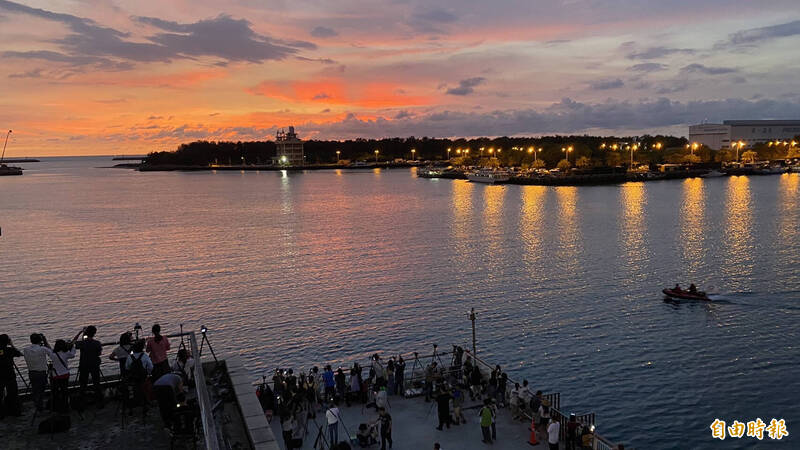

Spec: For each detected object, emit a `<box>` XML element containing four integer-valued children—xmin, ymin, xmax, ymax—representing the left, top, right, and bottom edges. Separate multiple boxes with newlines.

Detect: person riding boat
<box><xmin>689</xmin><ymin>284</ymin><xmax>697</xmax><ymax>294</ymax></box>
<box><xmin>673</xmin><ymin>284</ymin><xmax>681</xmax><ymax>292</ymax></box>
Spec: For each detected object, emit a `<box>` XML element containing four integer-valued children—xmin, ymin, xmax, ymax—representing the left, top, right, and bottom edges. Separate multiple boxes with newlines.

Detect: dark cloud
<box><xmin>410</xmin><ymin>7</ymin><xmax>457</xmax><ymax>34</ymax></box>
<box><xmin>445</xmin><ymin>77</ymin><xmax>485</xmax><ymax>96</ymax></box>
<box><xmin>628</xmin><ymin>63</ymin><xmax>667</xmax><ymax>72</ymax></box>
<box><xmin>394</xmin><ymin>110</ymin><xmax>414</xmax><ymax>119</ymax></box>
<box><xmin>8</xmin><ymin>68</ymin><xmax>43</xmax><ymax>78</ymax></box>
<box><xmin>298</xmin><ymin>97</ymin><xmax>800</xmax><ymax>139</ymax></box>
<box><xmin>654</xmin><ymin>81</ymin><xmax>689</xmax><ymax>94</ymax></box>
<box><xmin>544</xmin><ymin>39</ymin><xmax>570</xmax><ymax>46</ymax></box>
<box><xmin>719</xmin><ymin>20</ymin><xmax>800</xmax><ymax>48</ymax></box>
<box><xmin>680</xmin><ymin>63</ymin><xmax>737</xmax><ymax>75</ymax></box>
<box><xmin>312</xmin><ymin>93</ymin><xmax>331</xmax><ymax>100</ymax></box>
<box><xmin>0</xmin><ymin>1</ymin><xmax>313</xmax><ymax>69</ymax></box>
<box><xmin>626</xmin><ymin>46</ymin><xmax>695</xmax><ymax>60</ymax></box>
<box><xmin>589</xmin><ymin>78</ymin><xmax>624</xmax><ymax>90</ymax></box>
<box><xmin>2</xmin><ymin>50</ymin><xmax>134</xmax><ymax>70</ymax></box>
<box><xmin>310</xmin><ymin>26</ymin><xmax>338</xmax><ymax>38</ymax></box>
<box><xmin>413</xmin><ymin>8</ymin><xmax>457</xmax><ymax>24</ymax></box>
<box><xmin>138</xmin><ymin>14</ymin><xmax>315</xmax><ymax>63</ymax></box>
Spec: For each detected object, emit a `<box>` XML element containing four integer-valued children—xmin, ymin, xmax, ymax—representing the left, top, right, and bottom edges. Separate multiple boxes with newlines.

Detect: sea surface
<box><xmin>1</xmin><ymin>157</ymin><xmax>798</xmax><ymax>448</ymax></box>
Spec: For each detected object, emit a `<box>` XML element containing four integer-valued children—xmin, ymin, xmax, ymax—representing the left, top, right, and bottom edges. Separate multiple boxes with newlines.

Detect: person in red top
<box><xmin>146</xmin><ymin>324</ymin><xmax>171</xmax><ymax>381</ymax></box>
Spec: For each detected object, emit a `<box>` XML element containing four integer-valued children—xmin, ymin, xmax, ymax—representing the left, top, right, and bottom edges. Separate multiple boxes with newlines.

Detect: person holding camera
<box><xmin>23</xmin><ymin>333</ymin><xmax>54</xmax><ymax>411</ymax></box>
<box><xmin>50</xmin><ymin>338</ymin><xmax>77</xmax><ymax>413</ymax></box>
<box><xmin>172</xmin><ymin>348</ymin><xmax>195</xmax><ymax>386</ymax></box>
<box><xmin>75</xmin><ymin>325</ymin><xmax>104</xmax><ymax>405</ymax></box>
<box><xmin>0</xmin><ymin>334</ymin><xmax>23</xmax><ymax>418</ymax></box>
<box><xmin>109</xmin><ymin>332</ymin><xmax>133</xmax><ymax>376</ymax></box>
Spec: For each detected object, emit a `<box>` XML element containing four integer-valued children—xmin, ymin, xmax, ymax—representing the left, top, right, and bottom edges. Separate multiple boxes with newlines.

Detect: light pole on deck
<box><xmin>469</xmin><ymin>307</ymin><xmax>477</xmax><ymax>356</ymax></box>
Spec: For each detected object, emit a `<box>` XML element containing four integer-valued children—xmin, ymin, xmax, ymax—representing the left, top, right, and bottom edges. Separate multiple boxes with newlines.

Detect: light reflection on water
<box><xmin>0</xmin><ymin>158</ymin><xmax>798</xmax><ymax>449</ymax></box>
<box><xmin>680</xmin><ymin>178</ymin><xmax>706</xmax><ymax>277</ymax></box>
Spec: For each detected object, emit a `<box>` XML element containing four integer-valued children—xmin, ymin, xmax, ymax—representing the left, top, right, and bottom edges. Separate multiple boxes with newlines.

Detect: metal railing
<box><xmin>11</xmin><ymin>329</ymin><xmax>220</xmax><ymax>450</ymax></box>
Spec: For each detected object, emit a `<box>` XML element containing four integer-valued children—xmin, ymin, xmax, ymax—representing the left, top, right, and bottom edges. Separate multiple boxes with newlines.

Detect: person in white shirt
<box><xmin>326</xmin><ymin>402</ymin><xmax>340</xmax><ymax>444</ymax></box>
<box><xmin>125</xmin><ymin>340</ymin><xmax>154</xmax><ymax>380</ymax></box>
<box><xmin>50</xmin><ymin>339</ymin><xmax>77</xmax><ymax>412</ymax></box>
<box><xmin>547</xmin><ymin>417</ymin><xmax>560</xmax><ymax>450</ymax></box>
<box><xmin>172</xmin><ymin>348</ymin><xmax>195</xmax><ymax>384</ymax></box>
<box><xmin>519</xmin><ymin>380</ymin><xmax>533</xmax><ymax>418</ymax></box>
<box><xmin>23</xmin><ymin>333</ymin><xmax>54</xmax><ymax>411</ymax></box>
<box><xmin>509</xmin><ymin>383</ymin><xmax>521</xmax><ymax>420</ymax></box>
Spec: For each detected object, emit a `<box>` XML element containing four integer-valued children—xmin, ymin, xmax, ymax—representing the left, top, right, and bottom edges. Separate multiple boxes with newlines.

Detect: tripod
<box><xmin>198</xmin><ymin>329</ymin><xmax>218</xmax><ymax>364</ymax></box>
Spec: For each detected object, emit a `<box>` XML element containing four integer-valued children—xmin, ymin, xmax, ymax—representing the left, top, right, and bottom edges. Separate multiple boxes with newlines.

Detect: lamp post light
<box><xmin>374</xmin><ymin>149</ymin><xmax>379</xmax><ymax>163</ymax></box>
<box><xmin>447</xmin><ymin>147</ymin><xmax>451</xmax><ymax>159</ymax></box>
<box><xmin>336</xmin><ymin>150</ymin><xmax>341</xmax><ymax>161</ymax></box>
<box><xmin>562</xmin><ymin>145</ymin><xmax>573</xmax><ymax>164</ymax></box>
<box><xmin>691</xmin><ymin>142</ymin><xmax>698</xmax><ymax>156</ymax></box>
<box><xmin>630</xmin><ymin>144</ymin><xmax>638</xmax><ymax>167</ymax></box>
<box><xmin>411</xmin><ymin>148</ymin><xmax>416</xmax><ymax>160</ymax></box>
<box><xmin>480</xmin><ymin>147</ymin><xmax>485</xmax><ymax>157</ymax></box>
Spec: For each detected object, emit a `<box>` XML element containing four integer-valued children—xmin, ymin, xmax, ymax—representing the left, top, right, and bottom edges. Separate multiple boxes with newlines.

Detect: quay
<box><xmin>4</xmin><ymin>327</ymin><xmax>272</xmax><ymax>449</ymax></box>
<box><xmin>4</xmin><ymin>326</ymin><xmax>627</xmax><ymax>449</ymax></box>
<box><xmin>137</xmin><ymin>161</ymin><xmax>422</xmax><ymax>172</ymax></box>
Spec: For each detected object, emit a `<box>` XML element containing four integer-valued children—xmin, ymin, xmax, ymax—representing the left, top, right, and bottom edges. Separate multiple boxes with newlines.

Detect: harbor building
<box><xmin>689</xmin><ymin>120</ymin><xmax>800</xmax><ymax>150</ymax></box>
<box><xmin>275</xmin><ymin>126</ymin><xmax>304</xmax><ymax>165</ymax></box>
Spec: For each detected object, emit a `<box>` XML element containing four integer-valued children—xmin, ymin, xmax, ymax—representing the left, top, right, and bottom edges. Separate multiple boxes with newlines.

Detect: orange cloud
<box><xmin>248</xmin><ymin>78</ymin><xmax>431</xmax><ymax>108</ymax></box>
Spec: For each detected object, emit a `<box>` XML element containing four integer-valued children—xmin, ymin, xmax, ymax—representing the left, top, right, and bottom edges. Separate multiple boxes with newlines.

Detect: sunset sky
<box><xmin>2</xmin><ymin>0</ymin><xmax>800</xmax><ymax>156</ymax></box>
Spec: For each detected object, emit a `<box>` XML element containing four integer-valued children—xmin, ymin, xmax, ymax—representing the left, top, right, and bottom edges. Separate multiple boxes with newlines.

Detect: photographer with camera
<box><xmin>50</xmin><ymin>338</ymin><xmax>77</xmax><ymax>413</ymax></box>
<box><xmin>23</xmin><ymin>333</ymin><xmax>53</xmax><ymax>411</ymax></box>
<box><xmin>0</xmin><ymin>334</ymin><xmax>23</xmax><ymax>418</ymax></box>
<box><xmin>109</xmin><ymin>332</ymin><xmax>133</xmax><ymax>376</ymax></box>
<box><xmin>75</xmin><ymin>325</ymin><xmax>103</xmax><ymax>406</ymax></box>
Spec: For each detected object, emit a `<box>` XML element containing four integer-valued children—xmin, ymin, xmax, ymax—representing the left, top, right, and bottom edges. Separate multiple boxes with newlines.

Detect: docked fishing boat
<box><xmin>1</xmin><ymin>130</ymin><xmax>22</xmax><ymax>175</ymax></box>
<box><xmin>417</xmin><ymin>166</ymin><xmax>466</xmax><ymax>179</ymax></box>
<box><xmin>662</xmin><ymin>287</ymin><xmax>711</xmax><ymax>301</ymax></box>
<box><xmin>467</xmin><ymin>168</ymin><xmax>510</xmax><ymax>184</ymax></box>
<box><xmin>0</xmin><ymin>163</ymin><xmax>23</xmax><ymax>176</ymax></box>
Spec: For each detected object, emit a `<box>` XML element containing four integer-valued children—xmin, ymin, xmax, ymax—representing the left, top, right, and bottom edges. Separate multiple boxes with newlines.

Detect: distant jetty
<box><xmin>139</xmin><ymin>161</ymin><xmax>420</xmax><ymax>171</ymax></box>
<box><xmin>0</xmin><ymin>158</ymin><xmax>39</xmax><ymax>163</ymax></box>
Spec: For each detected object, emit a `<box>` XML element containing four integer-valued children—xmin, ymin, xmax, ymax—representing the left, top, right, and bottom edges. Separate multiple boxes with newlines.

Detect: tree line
<box><xmin>145</xmin><ymin>134</ymin><xmax>800</xmax><ymax>168</ymax></box>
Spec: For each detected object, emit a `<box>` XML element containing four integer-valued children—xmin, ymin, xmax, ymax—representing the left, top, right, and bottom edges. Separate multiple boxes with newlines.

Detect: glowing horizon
<box><xmin>1</xmin><ymin>0</ymin><xmax>800</xmax><ymax>156</ymax></box>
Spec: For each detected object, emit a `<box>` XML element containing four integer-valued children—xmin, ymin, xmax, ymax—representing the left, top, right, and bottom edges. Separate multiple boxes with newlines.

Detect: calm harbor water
<box><xmin>1</xmin><ymin>157</ymin><xmax>798</xmax><ymax>448</ymax></box>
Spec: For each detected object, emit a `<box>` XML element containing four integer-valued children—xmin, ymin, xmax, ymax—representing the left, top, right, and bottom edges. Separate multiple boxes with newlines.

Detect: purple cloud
<box><xmin>445</xmin><ymin>77</ymin><xmax>486</xmax><ymax>96</ymax></box>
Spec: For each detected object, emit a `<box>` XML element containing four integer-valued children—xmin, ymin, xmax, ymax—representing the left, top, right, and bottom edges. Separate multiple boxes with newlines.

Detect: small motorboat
<box><xmin>662</xmin><ymin>287</ymin><xmax>711</xmax><ymax>301</ymax></box>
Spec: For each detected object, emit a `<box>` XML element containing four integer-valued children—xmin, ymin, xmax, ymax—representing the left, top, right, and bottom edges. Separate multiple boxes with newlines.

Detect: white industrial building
<box><xmin>275</xmin><ymin>126</ymin><xmax>304</xmax><ymax>166</ymax></box>
<box><xmin>689</xmin><ymin>120</ymin><xmax>800</xmax><ymax>150</ymax></box>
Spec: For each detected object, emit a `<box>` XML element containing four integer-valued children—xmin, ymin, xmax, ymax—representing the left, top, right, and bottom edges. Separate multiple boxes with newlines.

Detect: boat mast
<box><xmin>0</xmin><ymin>130</ymin><xmax>11</xmax><ymax>163</ymax></box>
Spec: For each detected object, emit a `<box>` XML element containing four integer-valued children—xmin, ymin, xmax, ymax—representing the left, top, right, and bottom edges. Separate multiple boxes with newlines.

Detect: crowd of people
<box><xmin>252</xmin><ymin>347</ymin><xmax>611</xmax><ymax>450</ymax></box>
<box><xmin>0</xmin><ymin>324</ymin><xmax>197</xmax><ymax>430</ymax></box>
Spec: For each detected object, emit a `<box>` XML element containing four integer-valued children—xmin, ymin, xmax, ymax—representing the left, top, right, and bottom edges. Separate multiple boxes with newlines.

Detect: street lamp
<box><xmin>447</xmin><ymin>147</ymin><xmax>451</xmax><ymax>159</ymax></box>
<box><xmin>411</xmin><ymin>148</ymin><xmax>416</xmax><ymax>160</ymax></box>
<box><xmin>630</xmin><ymin>144</ymin><xmax>638</xmax><ymax>166</ymax></box>
<box><xmin>562</xmin><ymin>146</ymin><xmax>573</xmax><ymax>164</ymax></box>
<box><xmin>691</xmin><ymin>142</ymin><xmax>698</xmax><ymax>156</ymax></box>
<box><xmin>480</xmin><ymin>147</ymin><xmax>485</xmax><ymax>156</ymax></box>
<box><xmin>374</xmin><ymin>149</ymin><xmax>379</xmax><ymax>163</ymax></box>
<box><xmin>336</xmin><ymin>150</ymin><xmax>341</xmax><ymax>161</ymax></box>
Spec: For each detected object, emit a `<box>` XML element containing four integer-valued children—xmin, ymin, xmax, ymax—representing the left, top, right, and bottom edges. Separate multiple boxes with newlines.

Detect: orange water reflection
<box><xmin>679</xmin><ymin>178</ymin><xmax>706</xmax><ymax>277</ymax></box>
<box><xmin>555</xmin><ymin>187</ymin><xmax>581</xmax><ymax>274</ymax></box>
<box><xmin>482</xmin><ymin>186</ymin><xmax>507</xmax><ymax>274</ymax></box>
<box><xmin>619</xmin><ymin>183</ymin><xmax>647</xmax><ymax>272</ymax></box>
<box><xmin>451</xmin><ymin>180</ymin><xmax>475</xmax><ymax>262</ymax></box>
<box><xmin>778</xmin><ymin>173</ymin><xmax>798</xmax><ymax>242</ymax></box>
<box><xmin>723</xmin><ymin>176</ymin><xmax>754</xmax><ymax>282</ymax></box>
<box><xmin>519</xmin><ymin>186</ymin><xmax>546</xmax><ymax>273</ymax></box>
